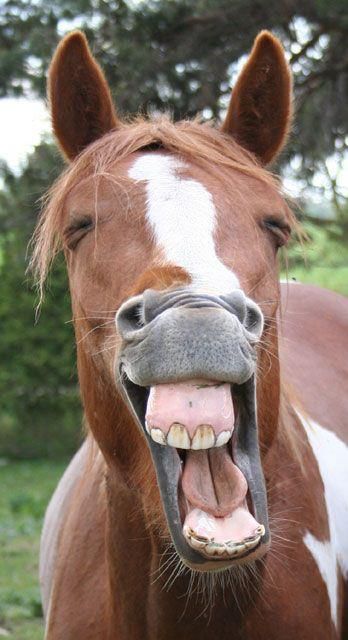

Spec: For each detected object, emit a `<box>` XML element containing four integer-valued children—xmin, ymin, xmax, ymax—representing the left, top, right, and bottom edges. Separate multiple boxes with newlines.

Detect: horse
<box><xmin>32</xmin><ymin>29</ymin><xmax>348</xmax><ymax>639</ymax></box>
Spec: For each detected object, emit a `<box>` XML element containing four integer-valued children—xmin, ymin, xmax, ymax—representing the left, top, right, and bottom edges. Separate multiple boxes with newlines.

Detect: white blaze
<box><xmin>128</xmin><ymin>153</ymin><xmax>240</xmax><ymax>293</ymax></box>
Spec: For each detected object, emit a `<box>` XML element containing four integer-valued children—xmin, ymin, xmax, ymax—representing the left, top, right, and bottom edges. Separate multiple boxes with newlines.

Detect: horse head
<box><xmin>34</xmin><ymin>30</ymin><xmax>294</xmax><ymax>573</ymax></box>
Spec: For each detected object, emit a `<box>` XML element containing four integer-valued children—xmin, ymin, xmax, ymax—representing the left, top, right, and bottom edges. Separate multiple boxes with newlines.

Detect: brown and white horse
<box><xmin>34</xmin><ymin>30</ymin><xmax>348</xmax><ymax>639</ymax></box>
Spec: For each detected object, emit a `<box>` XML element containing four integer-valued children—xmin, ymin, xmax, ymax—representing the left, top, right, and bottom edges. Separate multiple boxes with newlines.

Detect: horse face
<box><xmin>42</xmin><ymin>30</ymin><xmax>293</xmax><ymax>570</ymax></box>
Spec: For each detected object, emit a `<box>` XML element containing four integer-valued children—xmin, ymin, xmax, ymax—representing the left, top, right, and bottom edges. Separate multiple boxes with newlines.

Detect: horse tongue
<box><xmin>181</xmin><ymin>447</ymin><xmax>248</xmax><ymax>518</ymax></box>
<box><xmin>181</xmin><ymin>448</ymin><xmax>262</xmax><ymax>546</ymax></box>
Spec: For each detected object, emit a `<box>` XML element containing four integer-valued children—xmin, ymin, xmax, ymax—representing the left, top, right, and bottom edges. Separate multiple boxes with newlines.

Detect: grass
<box><xmin>0</xmin><ymin>460</ymin><xmax>67</xmax><ymax>639</ymax></box>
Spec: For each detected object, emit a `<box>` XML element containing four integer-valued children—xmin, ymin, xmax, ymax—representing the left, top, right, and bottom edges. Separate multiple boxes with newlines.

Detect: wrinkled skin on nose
<box><xmin>116</xmin><ymin>288</ymin><xmax>263</xmax><ymax>387</ymax></box>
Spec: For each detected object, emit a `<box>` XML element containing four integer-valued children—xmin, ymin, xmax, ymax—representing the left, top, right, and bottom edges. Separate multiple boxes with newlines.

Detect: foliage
<box><xmin>283</xmin><ymin>216</ymin><xmax>348</xmax><ymax>295</ymax></box>
<box><xmin>0</xmin><ymin>459</ymin><xmax>67</xmax><ymax>639</ymax></box>
<box><xmin>288</xmin><ymin>217</ymin><xmax>348</xmax><ymax>269</ymax></box>
<box><xmin>1</xmin><ymin>0</ymin><xmax>348</xmax><ymax>179</ymax></box>
<box><xmin>0</xmin><ymin>142</ymin><xmax>82</xmax><ymax>459</ymax></box>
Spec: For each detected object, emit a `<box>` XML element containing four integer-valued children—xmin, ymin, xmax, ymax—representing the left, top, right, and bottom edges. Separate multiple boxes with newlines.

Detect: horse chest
<box><xmin>299</xmin><ymin>412</ymin><xmax>348</xmax><ymax>632</ymax></box>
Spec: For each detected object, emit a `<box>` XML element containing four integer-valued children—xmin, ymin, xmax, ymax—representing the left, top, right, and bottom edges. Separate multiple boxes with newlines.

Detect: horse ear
<box><xmin>48</xmin><ymin>31</ymin><xmax>119</xmax><ymax>161</ymax></box>
<box><xmin>222</xmin><ymin>31</ymin><xmax>292</xmax><ymax>165</ymax></box>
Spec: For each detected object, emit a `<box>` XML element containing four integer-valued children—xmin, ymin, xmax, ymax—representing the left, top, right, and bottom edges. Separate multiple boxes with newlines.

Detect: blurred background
<box><xmin>0</xmin><ymin>1</ymin><xmax>347</xmax><ymax>637</ymax></box>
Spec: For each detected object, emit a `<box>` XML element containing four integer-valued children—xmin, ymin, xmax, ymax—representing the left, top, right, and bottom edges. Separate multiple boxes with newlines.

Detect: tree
<box><xmin>1</xmin><ymin>0</ymin><xmax>348</xmax><ymax>179</ymax></box>
<box><xmin>0</xmin><ymin>142</ymin><xmax>82</xmax><ymax>458</ymax></box>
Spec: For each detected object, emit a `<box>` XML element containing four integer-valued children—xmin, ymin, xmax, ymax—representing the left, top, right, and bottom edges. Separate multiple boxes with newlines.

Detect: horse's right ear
<box><xmin>48</xmin><ymin>31</ymin><xmax>119</xmax><ymax>161</ymax></box>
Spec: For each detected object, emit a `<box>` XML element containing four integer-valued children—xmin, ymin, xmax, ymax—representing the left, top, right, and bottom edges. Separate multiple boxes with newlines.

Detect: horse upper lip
<box><xmin>116</xmin><ymin>287</ymin><xmax>262</xmax><ymax>390</ymax></box>
<box><xmin>118</xmin><ymin>307</ymin><xmax>256</xmax><ymax>389</ymax></box>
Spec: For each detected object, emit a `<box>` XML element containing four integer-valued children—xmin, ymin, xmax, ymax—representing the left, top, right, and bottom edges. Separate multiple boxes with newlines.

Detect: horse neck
<box><xmin>76</xmin><ymin>312</ymin><xmax>297</xmax><ymax>638</ymax></box>
<box><xmin>103</xmin><ymin>463</ymin><xmax>267</xmax><ymax>640</ymax></box>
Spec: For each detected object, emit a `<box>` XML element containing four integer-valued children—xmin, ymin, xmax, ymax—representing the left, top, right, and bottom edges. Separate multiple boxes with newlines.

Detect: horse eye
<box><xmin>64</xmin><ymin>216</ymin><xmax>94</xmax><ymax>249</ymax></box>
<box><xmin>263</xmin><ymin>217</ymin><xmax>291</xmax><ymax>247</ymax></box>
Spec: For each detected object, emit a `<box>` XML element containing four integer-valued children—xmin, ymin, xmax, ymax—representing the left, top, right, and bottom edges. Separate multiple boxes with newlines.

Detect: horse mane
<box><xmin>30</xmin><ymin>114</ymin><xmax>297</xmax><ymax>300</ymax></box>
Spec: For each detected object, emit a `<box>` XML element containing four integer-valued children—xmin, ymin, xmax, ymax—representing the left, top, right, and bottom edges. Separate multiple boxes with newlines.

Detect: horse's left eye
<box><xmin>263</xmin><ymin>217</ymin><xmax>291</xmax><ymax>247</ymax></box>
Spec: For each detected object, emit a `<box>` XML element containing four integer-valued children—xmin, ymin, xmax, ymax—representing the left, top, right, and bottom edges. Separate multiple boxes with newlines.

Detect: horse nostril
<box><xmin>244</xmin><ymin>301</ymin><xmax>263</xmax><ymax>338</ymax></box>
<box><xmin>223</xmin><ymin>289</ymin><xmax>247</xmax><ymax>324</ymax></box>
<box><xmin>223</xmin><ymin>289</ymin><xmax>263</xmax><ymax>338</ymax></box>
<box><xmin>116</xmin><ymin>295</ymin><xmax>145</xmax><ymax>336</ymax></box>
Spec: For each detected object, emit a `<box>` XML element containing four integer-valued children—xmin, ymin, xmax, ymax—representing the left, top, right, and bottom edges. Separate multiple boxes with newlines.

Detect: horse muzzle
<box><xmin>115</xmin><ymin>288</ymin><xmax>270</xmax><ymax>571</ymax></box>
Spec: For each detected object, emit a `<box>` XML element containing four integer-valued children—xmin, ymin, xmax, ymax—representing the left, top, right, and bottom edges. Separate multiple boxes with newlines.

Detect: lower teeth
<box><xmin>185</xmin><ymin>528</ymin><xmax>263</xmax><ymax>557</ymax></box>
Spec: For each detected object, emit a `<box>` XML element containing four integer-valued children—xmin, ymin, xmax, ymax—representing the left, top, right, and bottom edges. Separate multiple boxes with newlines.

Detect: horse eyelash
<box><xmin>64</xmin><ymin>216</ymin><xmax>95</xmax><ymax>248</ymax></box>
<box><xmin>65</xmin><ymin>215</ymin><xmax>94</xmax><ymax>234</ymax></box>
<box><xmin>263</xmin><ymin>217</ymin><xmax>291</xmax><ymax>246</ymax></box>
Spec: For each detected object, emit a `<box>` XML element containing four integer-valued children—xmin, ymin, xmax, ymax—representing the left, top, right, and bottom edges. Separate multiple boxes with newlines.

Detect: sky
<box><xmin>0</xmin><ymin>97</ymin><xmax>50</xmax><ymax>172</ymax></box>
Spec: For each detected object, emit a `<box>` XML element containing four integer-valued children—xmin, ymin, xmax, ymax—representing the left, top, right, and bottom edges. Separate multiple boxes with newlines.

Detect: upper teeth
<box><xmin>191</xmin><ymin>425</ymin><xmax>215</xmax><ymax>450</ymax></box>
<box><xmin>146</xmin><ymin>422</ymin><xmax>232</xmax><ymax>450</ymax></box>
<box><xmin>167</xmin><ymin>423</ymin><xmax>191</xmax><ymax>449</ymax></box>
<box><xmin>150</xmin><ymin>428</ymin><xmax>167</xmax><ymax>446</ymax></box>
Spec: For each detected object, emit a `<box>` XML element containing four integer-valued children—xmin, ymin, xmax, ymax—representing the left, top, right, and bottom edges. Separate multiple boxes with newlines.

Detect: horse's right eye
<box><xmin>64</xmin><ymin>216</ymin><xmax>94</xmax><ymax>249</ymax></box>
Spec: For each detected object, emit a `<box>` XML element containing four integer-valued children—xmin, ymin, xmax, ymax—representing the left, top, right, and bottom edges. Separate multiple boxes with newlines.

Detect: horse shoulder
<box><xmin>40</xmin><ymin>438</ymin><xmax>107</xmax><ymax>636</ymax></box>
<box><xmin>280</xmin><ymin>282</ymin><xmax>348</xmax><ymax>443</ymax></box>
<box><xmin>280</xmin><ymin>283</ymin><xmax>348</xmax><ymax>631</ymax></box>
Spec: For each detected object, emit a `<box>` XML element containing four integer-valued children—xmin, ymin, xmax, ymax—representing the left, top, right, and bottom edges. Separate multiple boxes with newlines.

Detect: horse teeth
<box><xmin>244</xmin><ymin>538</ymin><xmax>260</xmax><ymax>550</ymax></box>
<box><xmin>205</xmin><ymin>543</ymin><xmax>220</xmax><ymax>555</ymax></box>
<box><xmin>256</xmin><ymin>524</ymin><xmax>265</xmax><ymax>537</ymax></box>
<box><xmin>216</xmin><ymin>544</ymin><xmax>227</xmax><ymax>556</ymax></box>
<box><xmin>231</xmin><ymin>543</ymin><xmax>245</xmax><ymax>555</ymax></box>
<box><xmin>226</xmin><ymin>545</ymin><xmax>238</xmax><ymax>556</ymax></box>
<box><xmin>150</xmin><ymin>428</ymin><xmax>167</xmax><ymax>445</ymax></box>
<box><xmin>189</xmin><ymin>536</ymin><xmax>207</xmax><ymax>550</ymax></box>
<box><xmin>184</xmin><ymin>526</ymin><xmax>210</xmax><ymax>543</ymax></box>
<box><xmin>145</xmin><ymin>420</ymin><xmax>151</xmax><ymax>435</ymax></box>
<box><xmin>186</xmin><ymin>529</ymin><xmax>263</xmax><ymax>558</ymax></box>
<box><xmin>226</xmin><ymin>541</ymin><xmax>248</xmax><ymax>555</ymax></box>
<box><xmin>191</xmin><ymin>425</ymin><xmax>215</xmax><ymax>450</ymax></box>
<box><xmin>215</xmin><ymin>430</ymin><xmax>232</xmax><ymax>447</ymax></box>
<box><xmin>167</xmin><ymin>423</ymin><xmax>191</xmax><ymax>449</ymax></box>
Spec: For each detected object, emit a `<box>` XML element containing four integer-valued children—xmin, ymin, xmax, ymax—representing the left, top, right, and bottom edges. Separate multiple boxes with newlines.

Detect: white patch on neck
<box><xmin>128</xmin><ymin>153</ymin><xmax>240</xmax><ymax>294</ymax></box>
<box><xmin>298</xmin><ymin>412</ymin><xmax>348</xmax><ymax>629</ymax></box>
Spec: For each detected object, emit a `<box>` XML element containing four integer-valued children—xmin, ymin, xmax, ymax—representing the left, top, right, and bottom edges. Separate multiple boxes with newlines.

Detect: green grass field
<box><xmin>0</xmin><ymin>460</ymin><xmax>67</xmax><ymax>639</ymax></box>
<box><xmin>285</xmin><ymin>266</ymin><xmax>348</xmax><ymax>296</ymax></box>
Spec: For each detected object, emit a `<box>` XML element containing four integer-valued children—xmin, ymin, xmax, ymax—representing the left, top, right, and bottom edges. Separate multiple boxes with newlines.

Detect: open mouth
<box><xmin>120</xmin><ymin>373</ymin><xmax>270</xmax><ymax>571</ymax></box>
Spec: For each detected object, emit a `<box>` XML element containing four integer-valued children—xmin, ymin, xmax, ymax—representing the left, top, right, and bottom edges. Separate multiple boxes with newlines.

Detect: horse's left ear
<box><xmin>222</xmin><ymin>31</ymin><xmax>292</xmax><ymax>165</ymax></box>
<box><xmin>48</xmin><ymin>31</ymin><xmax>119</xmax><ymax>161</ymax></box>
